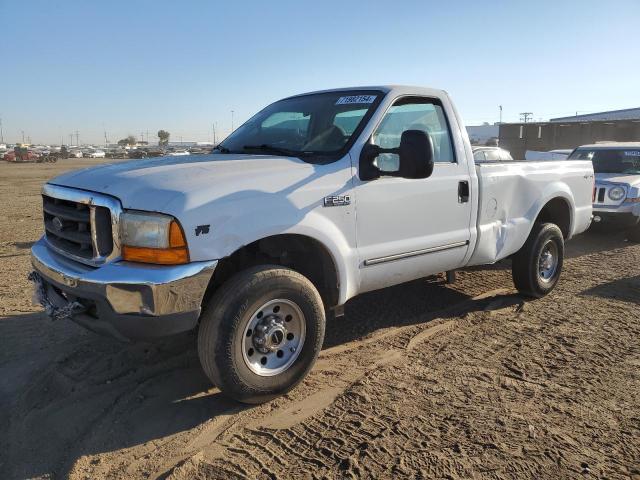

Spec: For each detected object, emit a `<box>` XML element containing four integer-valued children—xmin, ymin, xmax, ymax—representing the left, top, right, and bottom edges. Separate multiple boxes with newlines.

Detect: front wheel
<box><xmin>198</xmin><ymin>265</ymin><xmax>325</xmax><ymax>404</ymax></box>
<box><xmin>512</xmin><ymin>222</ymin><xmax>564</xmax><ymax>298</ymax></box>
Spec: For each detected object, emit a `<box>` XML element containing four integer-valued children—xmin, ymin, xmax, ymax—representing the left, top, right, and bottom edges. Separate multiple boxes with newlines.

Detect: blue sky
<box><xmin>1</xmin><ymin>0</ymin><xmax>639</xmax><ymax>145</ymax></box>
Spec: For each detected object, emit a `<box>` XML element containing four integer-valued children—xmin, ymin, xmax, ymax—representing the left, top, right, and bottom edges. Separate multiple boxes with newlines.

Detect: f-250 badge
<box><xmin>323</xmin><ymin>195</ymin><xmax>351</xmax><ymax>207</ymax></box>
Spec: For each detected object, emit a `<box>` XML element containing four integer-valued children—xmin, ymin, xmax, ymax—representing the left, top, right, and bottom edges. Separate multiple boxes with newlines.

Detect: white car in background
<box><xmin>568</xmin><ymin>142</ymin><xmax>640</xmax><ymax>241</ymax></box>
<box><xmin>86</xmin><ymin>150</ymin><xmax>106</xmax><ymax>158</ymax></box>
<box><xmin>167</xmin><ymin>149</ymin><xmax>190</xmax><ymax>156</ymax></box>
<box><xmin>472</xmin><ymin>146</ymin><xmax>513</xmax><ymax>161</ymax></box>
<box><xmin>68</xmin><ymin>150</ymin><xmax>83</xmax><ymax>158</ymax></box>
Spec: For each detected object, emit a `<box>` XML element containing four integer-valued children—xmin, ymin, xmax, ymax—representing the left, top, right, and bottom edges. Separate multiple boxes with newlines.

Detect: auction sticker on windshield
<box><xmin>335</xmin><ymin>95</ymin><xmax>377</xmax><ymax>105</ymax></box>
<box><xmin>624</xmin><ymin>151</ymin><xmax>640</xmax><ymax>157</ymax></box>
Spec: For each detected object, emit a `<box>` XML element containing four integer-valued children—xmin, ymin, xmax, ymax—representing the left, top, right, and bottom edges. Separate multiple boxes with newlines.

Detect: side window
<box><xmin>499</xmin><ymin>149</ymin><xmax>513</xmax><ymax>161</ymax></box>
<box><xmin>473</xmin><ymin>150</ymin><xmax>486</xmax><ymax>161</ymax></box>
<box><xmin>484</xmin><ymin>149</ymin><xmax>501</xmax><ymax>161</ymax></box>
<box><xmin>371</xmin><ymin>98</ymin><xmax>455</xmax><ymax>172</ymax></box>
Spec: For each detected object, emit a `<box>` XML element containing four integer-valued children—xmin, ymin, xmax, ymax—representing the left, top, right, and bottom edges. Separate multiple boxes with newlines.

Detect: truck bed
<box><xmin>467</xmin><ymin>160</ymin><xmax>594</xmax><ymax>266</ymax></box>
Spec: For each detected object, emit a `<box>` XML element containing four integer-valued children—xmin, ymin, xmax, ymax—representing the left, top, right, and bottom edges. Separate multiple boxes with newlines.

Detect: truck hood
<box><xmin>48</xmin><ymin>154</ymin><xmax>316</xmax><ymax>212</ymax></box>
<box><xmin>595</xmin><ymin>172</ymin><xmax>640</xmax><ymax>187</ymax></box>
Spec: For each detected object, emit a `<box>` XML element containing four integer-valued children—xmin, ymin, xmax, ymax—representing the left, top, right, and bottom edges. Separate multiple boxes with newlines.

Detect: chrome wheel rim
<box><xmin>241</xmin><ymin>299</ymin><xmax>306</xmax><ymax>376</ymax></box>
<box><xmin>538</xmin><ymin>240</ymin><xmax>559</xmax><ymax>283</ymax></box>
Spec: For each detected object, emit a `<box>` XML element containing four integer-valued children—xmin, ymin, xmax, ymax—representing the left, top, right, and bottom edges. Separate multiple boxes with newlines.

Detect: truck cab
<box><xmin>30</xmin><ymin>85</ymin><xmax>594</xmax><ymax>403</ymax></box>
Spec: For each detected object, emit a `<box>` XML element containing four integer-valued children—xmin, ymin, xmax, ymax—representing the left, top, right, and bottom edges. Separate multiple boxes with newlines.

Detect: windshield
<box><xmin>216</xmin><ymin>90</ymin><xmax>383</xmax><ymax>162</ymax></box>
<box><xmin>568</xmin><ymin>148</ymin><xmax>640</xmax><ymax>174</ymax></box>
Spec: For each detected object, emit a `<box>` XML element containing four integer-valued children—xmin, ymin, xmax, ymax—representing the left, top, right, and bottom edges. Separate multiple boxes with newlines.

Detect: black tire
<box><xmin>512</xmin><ymin>222</ymin><xmax>564</xmax><ymax>298</ymax></box>
<box><xmin>198</xmin><ymin>265</ymin><xmax>325</xmax><ymax>404</ymax></box>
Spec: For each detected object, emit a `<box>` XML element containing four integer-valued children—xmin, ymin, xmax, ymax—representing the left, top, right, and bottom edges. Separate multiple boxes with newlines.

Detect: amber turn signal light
<box><xmin>122</xmin><ymin>220</ymin><xmax>189</xmax><ymax>265</ymax></box>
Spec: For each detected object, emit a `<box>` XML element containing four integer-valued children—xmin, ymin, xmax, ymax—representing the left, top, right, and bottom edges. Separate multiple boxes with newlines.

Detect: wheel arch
<box><xmin>533</xmin><ymin>195</ymin><xmax>573</xmax><ymax>239</ymax></box>
<box><xmin>206</xmin><ymin>232</ymin><xmax>345</xmax><ymax>310</ymax></box>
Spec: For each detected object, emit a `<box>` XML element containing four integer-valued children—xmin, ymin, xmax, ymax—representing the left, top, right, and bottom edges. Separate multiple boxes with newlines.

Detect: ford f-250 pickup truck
<box><xmin>568</xmin><ymin>142</ymin><xmax>640</xmax><ymax>241</ymax></box>
<box><xmin>30</xmin><ymin>86</ymin><xmax>594</xmax><ymax>403</ymax></box>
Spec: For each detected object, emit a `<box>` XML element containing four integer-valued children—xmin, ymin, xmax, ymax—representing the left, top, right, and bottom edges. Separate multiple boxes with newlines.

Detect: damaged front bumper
<box><xmin>30</xmin><ymin>237</ymin><xmax>217</xmax><ymax>341</ymax></box>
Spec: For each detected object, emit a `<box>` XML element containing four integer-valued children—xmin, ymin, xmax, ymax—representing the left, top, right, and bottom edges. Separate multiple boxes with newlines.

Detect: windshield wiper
<box><xmin>242</xmin><ymin>144</ymin><xmax>309</xmax><ymax>158</ymax></box>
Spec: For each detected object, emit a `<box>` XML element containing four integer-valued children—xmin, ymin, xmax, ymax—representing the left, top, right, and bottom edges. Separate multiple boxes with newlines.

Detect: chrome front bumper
<box><xmin>31</xmin><ymin>237</ymin><xmax>217</xmax><ymax>340</ymax></box>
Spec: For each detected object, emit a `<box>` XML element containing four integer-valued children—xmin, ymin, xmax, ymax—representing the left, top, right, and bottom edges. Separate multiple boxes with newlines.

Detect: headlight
<box><xmin>608</xmin><ymin>186</ymin><xmax>626</xmax><ymax>202</ymax></box>
<box><xmin>120</xmin><ymin>211</ymin><xmax>189</xmax><ymax>264</ymax></box>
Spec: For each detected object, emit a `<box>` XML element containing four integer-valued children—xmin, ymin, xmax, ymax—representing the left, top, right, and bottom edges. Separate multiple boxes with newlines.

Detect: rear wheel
<box><xmin>198</xmin><ymin>265</ymin><xmax>325</xmax><ymax>404</ymax></box>
<box><xmin>512</xmin><ymin>222</ymin><xmax>564</xmax><ymax>298</ymax></box>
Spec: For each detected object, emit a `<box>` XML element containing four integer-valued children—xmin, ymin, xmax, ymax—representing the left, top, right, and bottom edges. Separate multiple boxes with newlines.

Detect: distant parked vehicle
<box><xmin>105</xmin><ymin>148</ymin><xmax>127</xmax><ymax>158</ymax></box>
<box><xmin>68</xmin><ymin>150</ymin><xmax>83</xmax><ymax>158</ymax></box>
<box><xmin>569</xmin><ymin>142</ymin><xmax>640</xmax><ymax>241</ymax></box>
<box><xmin>525</xmin><ymin>149</ymin><xmax>572</xmax><ymax>161</ymax></box>
<box><xmin>472</xmin><ymin>146</ymin><xmax>513</xmax><ymax>161</ymax></box>
<box><xmin>86</xmin><ymin>150</ymin><xmax>106</xmax><ymax>158</ymax></box>
<box><xmin>4</xmin><ymin>146</ymin><xmax>56</xmax><ymax>163</ymax></box>
<box><xmin>167</xmin><ymin>149</ymin><xmax>190</xmax><ymax>156</ymax></box>
<box><xmin>127</xmin><ymin>149</ymin><xmax>148</xmax><ymax>159</ymax></box>
<box><xmin>189</xmin><ymin>146</ymin><xmax>213</xmax><ymax>155</ymax></box>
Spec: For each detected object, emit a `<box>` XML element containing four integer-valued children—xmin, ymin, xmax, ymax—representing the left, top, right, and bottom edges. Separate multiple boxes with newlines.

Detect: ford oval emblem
<box><xmin>52</xmin><ymin>217</ymin><xmax>64</xmax><ymax>231</ymax></box>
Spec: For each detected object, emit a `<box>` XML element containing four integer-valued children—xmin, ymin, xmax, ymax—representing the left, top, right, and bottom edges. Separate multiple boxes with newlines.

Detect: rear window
<box><xmin>568</xmin><ymin>148</ymin><xmax>640</xmax><ymax>174</ymax></box>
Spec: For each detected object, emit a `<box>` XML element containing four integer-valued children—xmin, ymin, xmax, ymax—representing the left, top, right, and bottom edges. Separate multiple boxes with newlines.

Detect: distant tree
<box><xmin>117</xmin><ymin>135</ymin><xmax>137</xmax><ymax>146</ymax></box>
<box><xmin>157</xmin><ymin>130</ymin><xmax>170</xmax><ymax>146</ymax></box>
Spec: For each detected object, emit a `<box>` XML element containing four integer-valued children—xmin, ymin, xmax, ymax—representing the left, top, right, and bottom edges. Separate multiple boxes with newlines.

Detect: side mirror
<box><xmin>397</xmin><ymin>130</ymin><xmax>434</xmax><ymax>179</ymax></box>
<box><xmin>359</xmin><ymin>143</ymin><xmax>382</xmax><ymax>181</ymax></box>
<box><xmin>358</xmin><ymin>130</ymin><xmax>434</xmax><ymax>181</ymax></box>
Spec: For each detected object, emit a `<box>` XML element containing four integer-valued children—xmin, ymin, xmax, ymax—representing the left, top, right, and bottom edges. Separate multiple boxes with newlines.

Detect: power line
<box><xmin>519</xmin><ymin>112</ymin><xmax>533</xmax><ymax>123</ymax></box>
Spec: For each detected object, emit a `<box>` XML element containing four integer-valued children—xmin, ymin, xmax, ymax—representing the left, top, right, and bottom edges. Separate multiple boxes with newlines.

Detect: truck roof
<box><xmin>576</xmin><ymin>142</ymin><xmax>640</xmax><ymax>149</ymax></box>
<box><xmin>284</xmin><ymin>85</ymin><xmax>448</xmax><ymax>100</ymax></box>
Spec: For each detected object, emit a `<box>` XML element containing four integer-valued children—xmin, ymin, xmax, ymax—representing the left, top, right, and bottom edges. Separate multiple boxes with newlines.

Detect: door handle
<box><xmin>458</xmin><ymin>181</ymin><xmax>470</xmax><ymax>203</ymax></box>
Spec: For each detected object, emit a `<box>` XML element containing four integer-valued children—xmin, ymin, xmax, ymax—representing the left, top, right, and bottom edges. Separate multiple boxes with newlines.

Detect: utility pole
<box><xmin>519</xmin><ymin>112</ymin><xmax>533</xmax><ymax>123</ymax></box>
<box><xmin>75</xmin><ymin>130</ymin><xmax>79</xmax><ymax>145</ymax></box>
<box><xmin>69</xmin><ymin>133</ymin><xmax>73</xmax><ymax>145</ymax></box>
<box><xmin>104</xmin><ymin>131</ymin><xmax>109</xmax><ymax>146</ymax></box>
<box><xmin>0</xmin><ymin>117</ymin><xmax>4</xmax><ymax>143</ymax></box>
<box><xmin>231</xmin><ymin>110</ymin><xmax>235</xmax><ymax>132</ymax></box>
<box><xmin>21</xmin><ymin>130</ymin><xmax>25</xmax><ymax>143</ymax></box>
<box><xmin>139</xmin><ymin>131</ymin><xmax>144</xmax><ymax>143</ymax></box>
<box><xmin>145</xmin><ymin>130</ymin><xmax>149</xmax><ymax>144</ymax></box>
<box><xmin>499</xmin><ymin>105</ymin><xmax>503</xmax><ymax>124</ymax></box>
<box><xmin>61</xmin><ymin>136</ymin><xmax>64</xmax><ymax>146</ymax></box>
<box><xmin>212</xmin><ymin>123</ymin><xmax>217</xmax><ymax>144</ymax></box>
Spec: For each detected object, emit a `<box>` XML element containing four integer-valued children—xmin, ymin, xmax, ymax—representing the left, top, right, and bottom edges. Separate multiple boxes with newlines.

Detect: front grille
<box><xmin>43</xmin><ymin>195</ymin><xmax>113</xmax><ymax>261</ymax></box>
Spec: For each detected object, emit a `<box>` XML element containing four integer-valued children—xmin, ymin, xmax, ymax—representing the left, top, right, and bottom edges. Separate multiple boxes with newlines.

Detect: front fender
<box><xmin>186</xmin><ymin>205</ymin><xmax>358</xmax><ymax>305</ymax></box>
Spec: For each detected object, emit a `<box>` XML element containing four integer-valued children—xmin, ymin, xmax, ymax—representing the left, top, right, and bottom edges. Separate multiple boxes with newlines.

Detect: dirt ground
<box><xmin>1</xmin><ymin>158</ymin><xmax>639</xmax><ymax>480</ymax></box>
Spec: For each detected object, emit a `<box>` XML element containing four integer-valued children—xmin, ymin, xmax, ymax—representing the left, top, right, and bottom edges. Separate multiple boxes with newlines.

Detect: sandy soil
<box><xmin>1</xmin><ymin>158</ymin><xmax>639</xmax><ymax>480</ymax></box>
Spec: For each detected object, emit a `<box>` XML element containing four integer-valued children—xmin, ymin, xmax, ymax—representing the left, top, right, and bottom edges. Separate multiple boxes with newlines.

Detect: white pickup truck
<box><xmin>30</xmin><ymin>86</ymin><xmax>594</xmax><ymax>403</ymax></box>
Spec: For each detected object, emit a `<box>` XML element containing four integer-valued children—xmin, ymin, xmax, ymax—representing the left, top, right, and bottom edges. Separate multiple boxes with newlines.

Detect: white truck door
<box><xmin>354</xmin><ymin>96</ymin><xmax>473</xmax><ymax>293</ymax></box>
